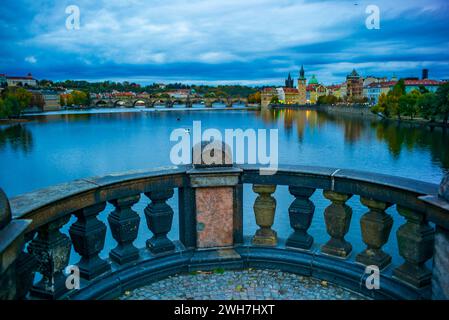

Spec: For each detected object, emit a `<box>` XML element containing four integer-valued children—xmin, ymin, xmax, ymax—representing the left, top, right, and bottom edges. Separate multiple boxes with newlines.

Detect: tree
<box><xmin>399</xmin><ymin>90</ymin><xmax>420</xmax><ymax>120</ymax></box>
<box><xmin>388</xmin><ymin>79</ymin><xmax>406</xmax><ymax>120</ymax></box>
<box><xmin>436</xmin><ymin>82</ymin><xmax>449</xmax><ymax>125</ymax></box>
<box><xmin>392</xmin><ymin>79</ymin><xmax>406</xmax><ymax>96</ymax></box>
<box><xmin>60</xmin><ymin>95</ymin><xmax>66</xmax><ymax>107</ymax></box>
<box><xmin>371</xmin><ymin>92</ymin><xmax>389</xmax><ymax>116</ymax></box>
<box><xmin>0</xmin><ymin>87</ymin><xmax>32</xmax><ymax>118</ymax></box>
<box><xmin>0</xmin><ymin>98</ymin><xmax>5</xmax><ymax>118</ymax></box>
<box><xmin>317</xmin><ymin>94</ymin><xmax>338</xmax><ymax>105</ymax></box>
<box><xmin>247</xmin><ymin>92</ymin><xmax>261</xmax><ymax>104</ymax></box>
<box><xmin>417</xmin><ymin>92</ymin><xmax>438</xmax><ymax>120</ymax></box>
<box><xmin>386</xmin><ymin>90</ymin><xmax>401</xmax><ymax>120</ymax></box>
<box><xmin>418</xmin><ymin>85</ymin><xmax>429</xmax><ymax>94</ymax></box>
<box><xmin>270</xmin><ymin>95</ymin><xmax>279</xmax><ymax>104</ymax></box>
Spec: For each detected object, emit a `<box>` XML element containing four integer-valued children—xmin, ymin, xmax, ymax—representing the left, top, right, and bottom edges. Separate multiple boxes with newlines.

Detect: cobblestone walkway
<box><xmin>119</xmin><ymin>269</ymin><xmax>367</xmax><ymax>300</ymax></box>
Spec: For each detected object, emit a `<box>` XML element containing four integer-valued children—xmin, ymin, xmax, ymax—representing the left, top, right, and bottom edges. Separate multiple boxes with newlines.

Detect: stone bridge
<box><xmin>92</xmin><ymin>96</ymin><xmax>249</xmax><ymax>108</ymax></box>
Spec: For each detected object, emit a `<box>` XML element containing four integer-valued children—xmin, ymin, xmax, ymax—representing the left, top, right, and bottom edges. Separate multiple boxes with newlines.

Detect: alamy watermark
<box><xmin>170</xmin><ymin>121</ymin><xmax>279</xmax><ymax>175</ymax></box>
<box><xmin>65</xmin><ymin>5</ymin><xmax>80</xmax><ymax>30</ymax></box>
<box><xmin>365</xmin><ymin>265</ymin><xmax>380</xmax><ymax>290</ymax></box>
<box><xmin>65</xmin><ymin>265</ymin><xmax>80</xmax><ymax>290</ymax></box>
<box><xmin>365</xmin><ymin>5</ymin><xmax>380</xmax><ymax>30</ymax></box>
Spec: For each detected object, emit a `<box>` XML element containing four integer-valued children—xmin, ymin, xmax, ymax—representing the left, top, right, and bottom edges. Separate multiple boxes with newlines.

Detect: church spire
<box><xmin>299</xmin><ymin>65</ymin><xmax>305</xmax><ymax>79</ymax></box>
<box><xmin>285</xmin><ymin>72</ymin><xmax>294</xmax><ymax>88</ymax></box>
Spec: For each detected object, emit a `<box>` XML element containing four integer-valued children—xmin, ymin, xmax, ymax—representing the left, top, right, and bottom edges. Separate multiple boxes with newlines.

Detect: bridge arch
<box><xmin>132</xmin><ymin>99</ymin><xmax>147</xmax><ymax>107</ymax></box>
<box><xmin>95</xmin><ymin>100</ymin><xmax>108</xmax><ymax>107</ymax></box>
<box><xmin>113</xmin><ymin>100</ymin><xmax>129</xmax><ymax>108</ymax></box>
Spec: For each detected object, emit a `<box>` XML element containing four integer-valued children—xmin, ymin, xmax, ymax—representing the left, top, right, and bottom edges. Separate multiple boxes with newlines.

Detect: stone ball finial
<box><xmin>192</xmin><ymin>140</ymin><xmax>233</xmax><ymax>168</ymax></box>
<box><xmin>439</xmin><ymin>173</ymin><xmax>449</xmax><ymax>201</ymax></box>
<box><xmin>0</xmin><ymin>188</ymin><xmax>12</xmax><ymax>230</ymax></box>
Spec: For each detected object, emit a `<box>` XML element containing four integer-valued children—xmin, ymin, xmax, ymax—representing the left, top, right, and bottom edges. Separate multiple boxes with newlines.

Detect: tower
<box><xmin>346</xmin><ymin>69</ymin><xmax>363</xmax><ymax>101</ymax></box>
<box><xmin>285</xmin><ymin>73</ymin><xmax>294</xmax><ymax>88</ymax></box>
<box><xmin>297</xmin><ymin>65</ymin><xmax>306</xmax><ymax>105</ymax></box>
<box><xmin>422</xmin><ymin>69</ymin><xmax>429</xmax><ymax>80</ymax></box>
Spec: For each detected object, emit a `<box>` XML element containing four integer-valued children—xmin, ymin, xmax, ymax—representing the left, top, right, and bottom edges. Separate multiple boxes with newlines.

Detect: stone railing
<box><xmin>1</xmin><ymin>164</ymin><xmax>448</xmax><ymax>300</ymax></box>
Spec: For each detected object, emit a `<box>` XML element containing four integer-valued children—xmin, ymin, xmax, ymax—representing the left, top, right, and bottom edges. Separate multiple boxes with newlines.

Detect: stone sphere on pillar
<box><xmin>192</xmin><ymin>140</ymin><xmax>233</xmax><ymax>168</ymax></box>
<box><xmin>0</xmin><ymin>188</ymin><xmax>12</xmax><ymax>230</ymax></box>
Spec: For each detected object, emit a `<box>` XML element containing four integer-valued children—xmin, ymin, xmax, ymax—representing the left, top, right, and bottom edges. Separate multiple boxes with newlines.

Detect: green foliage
<box><xmin>159</xmin><ymin>93</ymin><xmax>170</xmax><ymax>99</ymax></box>
<box><xmin>213</xmin><ymin>268</ymin><xmax>225</xmax><ymax>274</ymax></box>
<box><xmin>399</xmin><ymin>90</ymin><xmax>420</xmax><ymax>119</ymax></box>
<box><xmin>48</xmin><ymin>80</ymin><xmax>258</xmax><ymax>98</ymax></box>
<box><xmin>418</xmin><ymin>85</ymin><xmax>429</xmax><ymax>94</ymax></box>
<box><xmin>436</xmin><ymin>82</ymin><xmax>449</xmax><ymax>124</ymax></box>
<box><xmin>0</xmin><ymin>87</ymin><xmax>33</xmax><ymax>118</ymax></box>
<box><xmin>392</xmin><ymin>79</ymin><xmax>406</xmax><ymax>96</ymax></box>
<box><xmin>317</xmin><ymin>94</ymin><xmax>339</xmax><ymax>105</ymax></box>
<box><xmin>270</xmin><ymin>95</ymin><xmax>279</xmax><ymax>104</ymax></box>
<box><xmin>60</xmin><ymin>95</ymin><xmax>65</xmax><ymax>107</ymax></box>
<box><xmin>247</xmin><ymin>92</ymin><xmax>261</xmax><ymax>104</ymax></box>
<box><xmin>62</xmin><ymin>90</ymin><xmax>90</xmax><ymax>106</ymax></box>
<box><xmin>417</xmin><ymin>92</ymin><xmax>438</xmax><ymax>120</ymax></box>
<box><xmin>371</xmin><ymin>92</ymin><xmax>388</xmax><ymax>116</ymax></box>
<box><xmin>0</xmin><ymin>98</ymin><xmax>5</xmax><ymax>118</ymax></box>
<box><xmin>371</xmin><ymin>80</ymin><xmax>449</xmax><ymax>124</ymax></box>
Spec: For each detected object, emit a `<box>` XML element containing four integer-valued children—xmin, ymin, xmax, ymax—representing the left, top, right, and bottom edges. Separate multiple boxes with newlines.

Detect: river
<box><xmin>1</xmin><ymin>106</ymin><xmax>448</xmax><ymax>265</ymax></box>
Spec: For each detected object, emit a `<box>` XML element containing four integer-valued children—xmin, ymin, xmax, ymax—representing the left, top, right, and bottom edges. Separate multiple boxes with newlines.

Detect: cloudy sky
<box><xmin>1</xmin><ymin>0</ymin><xmax>448</xmax><ymax>85</ymax></box>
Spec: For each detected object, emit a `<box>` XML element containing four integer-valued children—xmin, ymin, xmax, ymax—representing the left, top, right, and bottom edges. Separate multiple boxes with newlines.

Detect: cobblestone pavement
<box><xmin>119</xmin><ymin>269</ymin><xmax>367</xmax><ymax>300</ymax></box>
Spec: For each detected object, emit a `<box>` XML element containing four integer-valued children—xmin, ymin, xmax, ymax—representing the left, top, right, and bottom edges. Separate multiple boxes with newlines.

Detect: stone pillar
<box><xmin>393</xmin><ymin>206</ymin><xmax>434</xmax><ymax>288</ymax></box>
<box><xmin>69</xmin><ymin>202</ymin><xmax>111</xmax><ymax>280</ymax></box>
<box><xmin>187</xmin><ymin>141</ymin><xmax>243</xmax><ymax>269</ymax></box>
<box><xmin>144</xmin><ymin>189</ymin><xmax>175</xmax><ymax>254</ymax></box>
<box><xmin>108</xmin><ymin>195</ymin><xmax>141</xmax><ymax>264</ymax></box>
<box><xmin>321</xmin><ymin>191</ymin><xmax>353</xmax><ymax>258</ymax></box>
<box><xmin>0</xmin><ymin>188</ymin><xmax>30</xmax><ymax>300</ymax></box>
<box><xmin>286</xmin><ymin>186</ymin><xmax>315</xmax><ymax>249</ymax></box>
<box><xmin>356</xmin><ymin>197</ymin><xmax>393</xmax><ymax>269</ymax></box>
<box><xmin>252</xmin><ymin>185</ymin><xmax>277</xmax><ymax>246</ymax></box>
<box><xmin>29</xmin><ymin>215</ymin><xmax>71</xmax><ymax>299</ymax></box>
<box><xmin>189</xmin><ymin>168</ymin><xmax>242</xmax><ymax>249</ymax></box>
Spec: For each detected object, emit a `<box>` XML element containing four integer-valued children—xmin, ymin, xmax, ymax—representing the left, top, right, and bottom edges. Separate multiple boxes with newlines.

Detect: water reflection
<box><xmin>260</xmin><ymin>108</ymin><xmax>449</xmax><ymax>171</ymax></box>
<box><xmin>0</xmin><ymin>124</ymin><xmax>33</xmax><ymax>154</ymax></box>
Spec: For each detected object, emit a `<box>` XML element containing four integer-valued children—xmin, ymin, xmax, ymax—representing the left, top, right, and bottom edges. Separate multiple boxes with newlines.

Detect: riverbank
<box><xmin>21</xmin><ymin>105</ymin><xmax>261</xmax><ymax>117</ymax></box>
<box><xmin>315</xmin><ymin>105</ymin><xmax>379</xmax><ymax>119</ymax></box>
<box><xmin>272</xmin><ymin>104</ymin><xmax>448</xmax><ymax>129</ymax></box>
<box><xmin>317</xmin><ymin>105</ymin><xmax>448</xmax><ymax>128</ymax></box>
<box><xmin>0</xmin><ymin>118</ymin><xmax>31</xmax><ymax>125</ymax></box>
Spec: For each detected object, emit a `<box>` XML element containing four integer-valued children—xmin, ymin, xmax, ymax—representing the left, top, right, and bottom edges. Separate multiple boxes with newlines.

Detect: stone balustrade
<box><xmin>0</xmin><ymin>164</ymin><xmax>448</xmax><ymax>300</ymax></box>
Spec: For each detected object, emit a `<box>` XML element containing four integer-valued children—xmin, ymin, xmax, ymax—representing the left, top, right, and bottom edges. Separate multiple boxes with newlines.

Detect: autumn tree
<box><xmin>0</xmin><ymin>87</ymin><xmax>32</xmax><ymax>118</ymax></box>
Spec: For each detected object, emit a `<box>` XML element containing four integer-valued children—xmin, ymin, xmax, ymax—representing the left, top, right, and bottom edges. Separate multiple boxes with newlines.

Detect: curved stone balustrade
<box><xmin>1</xmin><ymin>165</ymin><xmax>448</xmax><ymax>300</ymax></box>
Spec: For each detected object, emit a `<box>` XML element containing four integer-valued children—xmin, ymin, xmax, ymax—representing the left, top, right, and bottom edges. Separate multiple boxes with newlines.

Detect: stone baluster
<box><xmin>321</xmin><ymin>191</ymin><xmax>353</xmax><ymax>258</ymax></box>
<box><xmin>252</xmin><ymin>185</ymin><xmax>277</xmax><ymax>246</ymax></box>
<box><xmin>15</xmin><ymin>231</ymin><xmax>38</xmax><ymax>299</ymax></box>
<box><xmin>356</xmin><ymin>197</ymin><xmax>393</xmax><ymax>269</ymax></box>
<box><xmin>286</xmin><ymin>186</ymin><xmax>315</xmax><ymax>249</ymax></box>
<box><xmin>108</xmin><ymin>195</ymin><xmax>141</xmax><ymax>265</ymax></box>
<box><xmin>393</xmin><ymin>206</ymin><xmax>434</xmax><ymax>288</ymax></box>
<box><xmin>28</xmin><ymin>216</ymin><xmax>71</xmax><ymax>299</ymax></box>
<box><xmin>144</xmin><ymin>189</ymin><xmax>175</xmax><ymax>254</ymax></box>
<box><xmin>69</xmin><ymin>202</ymin><xmax>111</xmax><ymax>280</ymax></box>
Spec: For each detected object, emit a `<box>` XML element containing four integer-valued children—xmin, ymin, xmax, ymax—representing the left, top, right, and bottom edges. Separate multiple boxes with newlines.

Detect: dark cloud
<box><xmin>1</xmin><ymin>0</ymin><xmax>448</xmax><ymax>85</ymax></box>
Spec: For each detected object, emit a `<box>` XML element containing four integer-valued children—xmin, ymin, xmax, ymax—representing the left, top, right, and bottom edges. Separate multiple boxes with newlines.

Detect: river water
<box><xmin>1</xmin><ymin>106</ymin><xmax>448</xmax><ymax>264</ymax></box>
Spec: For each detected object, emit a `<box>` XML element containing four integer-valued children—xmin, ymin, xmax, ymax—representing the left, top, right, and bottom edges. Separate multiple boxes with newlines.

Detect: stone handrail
<box><xmin>0</xmin><ymin>164</ymin><xmax>448</xmax><ymax>300</ymax></box>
